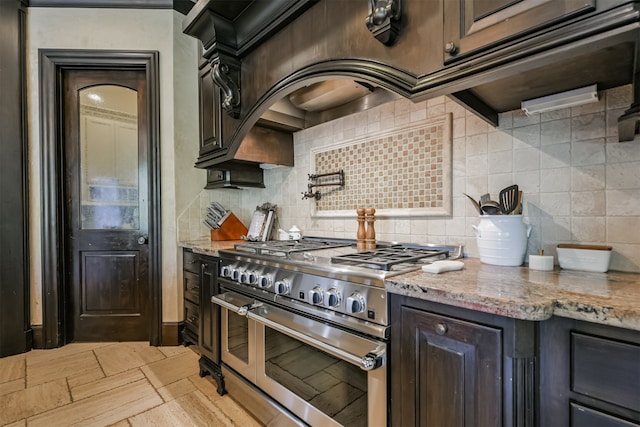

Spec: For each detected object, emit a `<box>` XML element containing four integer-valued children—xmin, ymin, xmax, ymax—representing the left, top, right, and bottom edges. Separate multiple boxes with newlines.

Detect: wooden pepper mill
<box><xmin>365</xmin><ymin>207</ymin><xmax>376</xmax><ymax>249</ymax></box>
<box><xmin>356</xmin><ymin>208</ymin><xmax>367</xmax><ymax>251</ymax></box>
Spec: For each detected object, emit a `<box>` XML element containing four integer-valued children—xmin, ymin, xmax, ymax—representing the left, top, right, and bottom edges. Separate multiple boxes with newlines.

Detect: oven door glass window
<box><xmin>264</xmin><ymin>327</ymin><xmax>368</xmax><ymax>427</ymax></box>
<box><xmin>228</xmin><ymin>310</ymin><xmax>249</xmax><ymax>363</ymax></box>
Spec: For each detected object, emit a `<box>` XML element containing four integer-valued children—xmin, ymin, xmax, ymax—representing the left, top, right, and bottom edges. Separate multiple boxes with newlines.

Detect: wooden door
<box><xmin>63</xmin><ymin>69</ymin><xmax>149</xmax><ymax>342</ymax></box>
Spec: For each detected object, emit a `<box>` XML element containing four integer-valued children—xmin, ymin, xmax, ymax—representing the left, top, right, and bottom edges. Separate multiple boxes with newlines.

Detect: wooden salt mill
<box><xmin>356</xmin><ymin>208</ymin><xmax>367</xmax><ymax>251</ymax></box>
<box><xmin>365</xmin><ymin>207</ymin><xmax>376</xmax><ymax>249</ymax></box>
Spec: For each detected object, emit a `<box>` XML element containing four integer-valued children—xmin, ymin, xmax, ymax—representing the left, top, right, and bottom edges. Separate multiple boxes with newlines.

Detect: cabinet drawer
<box><xmin>184</xmin><ymin>300</ymin><xmax>199</xmax><ymax>333</ymax></box>
<box><xmin>572</xmin><ymin>332</ymin><xmax>640</xmax><ymax>412</ymax></box>
<box><xmin>184</xmin><ymin>271</ymin><xmax>200</xmax><ymax>304</ymax></box>
<box><xmin>571</xmin><ymin>403</ymin><xmax>638</xmax><ymax>427</ymax></box>
<box><xmin>183</xmin><ymin>250</ymin><xmax>200</xmax><ymax>274</ymax></box>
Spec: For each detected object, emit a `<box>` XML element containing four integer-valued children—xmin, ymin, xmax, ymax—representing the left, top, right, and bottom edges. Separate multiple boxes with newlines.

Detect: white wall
<box><xmin>26</xmin><ymin>8</ymin><xmax>200</xmax><ymax>325</ymax></box>
<box><xmin>182</xmin><ymin>85</ymin><xmax>640</xmax><ymax>273</ymax></box>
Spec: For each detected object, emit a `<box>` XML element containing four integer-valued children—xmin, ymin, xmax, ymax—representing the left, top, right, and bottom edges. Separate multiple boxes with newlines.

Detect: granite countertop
<box><xmin>179</xmin><ymin>240</ymin><xmax>640</xmax><ymax>332</ymax></box>
<box><xmin>386</xmin><ymin>258</ymin><xmax>640</xmax><ymax>332</ymax></box>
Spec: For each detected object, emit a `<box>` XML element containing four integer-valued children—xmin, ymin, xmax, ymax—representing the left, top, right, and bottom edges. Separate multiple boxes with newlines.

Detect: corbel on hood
<box><xmin>182</xmin><ymin>0</ymin><xmax>319</xmax><ymax>171</ymax></box>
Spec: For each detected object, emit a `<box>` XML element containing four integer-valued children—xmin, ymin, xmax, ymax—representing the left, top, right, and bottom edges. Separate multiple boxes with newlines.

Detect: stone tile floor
<box><xmin>0</xmin><ymin>342</ymin><xmax>261</xmax><ymax>426</ymax></box>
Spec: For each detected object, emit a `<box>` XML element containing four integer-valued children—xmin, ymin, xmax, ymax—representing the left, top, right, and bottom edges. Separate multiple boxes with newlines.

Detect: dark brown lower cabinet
<box><xmin>182</xmin><ymin>249</ymin><xmax>224</xmax><ymax>394</ymax></box>
<box><xmin>199</xmin><ymin>256</ymin><xmax>220</xmax><ymax>364</ymax></box>
<box><xmin>182</xmin><ymin>250</ymin><xmax>200</xmax><ymax>346</ymax></box>
<box><xmin>539</xmin><ymin>317</ymin><xmax>640</xmax><ymax>426</ymax></box>
<box><xmin>390</xmin><ymin>294</ymin><xmax>536</xmax><ymax>427</ymax></box>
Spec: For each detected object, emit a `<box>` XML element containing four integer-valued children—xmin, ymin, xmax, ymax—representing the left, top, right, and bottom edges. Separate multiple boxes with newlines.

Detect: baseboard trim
<box><xmin>29</xmin><ymin>323</ymin><xmax>183</xmax><ymax>348</ymax></box>
<box><xmin>161</xmin><ymin>321</ymin><xmax>184</xmax><ymax>346</ymax></box>
<box><xmin>32</xmin><ymin>325</ymin><xmax>44</xmax><ymax>349</ymax></box>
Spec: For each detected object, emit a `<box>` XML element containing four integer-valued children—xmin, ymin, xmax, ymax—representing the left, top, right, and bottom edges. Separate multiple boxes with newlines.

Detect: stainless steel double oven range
<box><xmin>213</xmin><ymin>237</ymin><xmax>463</xmax><ymax>426</ymax></box>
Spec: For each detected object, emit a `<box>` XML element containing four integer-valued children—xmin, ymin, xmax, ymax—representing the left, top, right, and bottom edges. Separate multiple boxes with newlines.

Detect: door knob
<box><xmin>137</xmin><ymin>235</ymin><xmax>148</xmax><ymax>245</ymax></box>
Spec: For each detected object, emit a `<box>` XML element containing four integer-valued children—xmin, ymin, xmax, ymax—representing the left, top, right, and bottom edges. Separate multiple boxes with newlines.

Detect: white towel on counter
<box><xmin>422</xmin><ymin>260</ymin><xmax>464</xmax><ymax>274</ymax></box>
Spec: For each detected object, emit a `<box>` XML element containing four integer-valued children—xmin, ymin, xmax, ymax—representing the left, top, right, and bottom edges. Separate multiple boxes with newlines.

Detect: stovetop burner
<box><xmin>231</xmin><ymin>237</ymin><xmax>462</xmax><ymax>273</ymax></box>
<box><xmin>330</xmin><ymin>247</ymin><xmax>449</xmax><ymax>271</ymax></box>
<box><xmin>233</xmin><ymin>238</ymin><xmax>353</xmax><ymax>257</ymax></box>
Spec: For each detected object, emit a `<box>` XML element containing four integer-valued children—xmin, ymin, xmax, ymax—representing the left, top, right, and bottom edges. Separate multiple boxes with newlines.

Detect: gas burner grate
<box><xmin>234</xmin><ymin>239</ymin><xmax>352</xmax><ymax>257</ymax></box>
<box><xmin>331</xmin><ymin>248</ymin><xmax>449</xmax><ymax>271</ymax></box>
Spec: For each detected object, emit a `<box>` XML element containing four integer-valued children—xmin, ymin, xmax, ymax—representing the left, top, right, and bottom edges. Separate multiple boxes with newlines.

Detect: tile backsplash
<box><xmin>178</xmin><ymin>84</ymin><xmax>640</xmax><ymax>272</ymax></box>
<box><xmin>313</xmin><ymin>117</ymin><xmax>451</xmax><ymax>215</ymax></box>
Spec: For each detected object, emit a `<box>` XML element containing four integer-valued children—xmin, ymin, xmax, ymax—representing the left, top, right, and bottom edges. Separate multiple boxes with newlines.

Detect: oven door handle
<box><xmin>212</xmin><ymin>293</ymin><xmax>261</xmax><ymax>315</ymax></box>
<box><xmin>247</xmin><ymin>307</ymin><xmax>385</xmax><ymax>372</ymax></box>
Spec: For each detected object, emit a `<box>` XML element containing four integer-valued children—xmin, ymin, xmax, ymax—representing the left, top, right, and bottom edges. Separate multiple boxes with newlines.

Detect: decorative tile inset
<box><xmin>311</xmin><ymin>115</ymin><xmax>452</xmax><ymax>217</ymax></box>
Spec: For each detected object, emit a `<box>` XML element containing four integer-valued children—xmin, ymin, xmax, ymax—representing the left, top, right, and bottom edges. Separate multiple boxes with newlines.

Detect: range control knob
<box><xmin>309</xmin><ymin>286</ymin><xmax>324</xmax><ymax>305</ymax></box>
<box><xmin>346</xmin><ymin>292</ymin><xmax>366</xmax><ymax>314</ymax></box>
<box><xmin>324</xmin><ymin>288</ymin><xmax>341</xmax><ymax>308</ymax></box>
<box><xmin>240</xmin><ymin>271</ymin><xmax>257</xmax><ymax>285</ymax></box>
<box><xmin>230</xmin><ymin>268</ymin><xmax>241</xmax><ymax>282</ymax></box>
<box><xmin>220</xmin><ymin>265</ymin><xmax>233</xmax><ymax>278</ymax></box>
<box><xmin>274</xmin><ymin>279</ymin><xmax>290</xmax><ymax>295</ymax></box>
<box><xmin>258</xmin><ymin>274</ymin><xmax>274</xmax><ymax>289</ymax></box>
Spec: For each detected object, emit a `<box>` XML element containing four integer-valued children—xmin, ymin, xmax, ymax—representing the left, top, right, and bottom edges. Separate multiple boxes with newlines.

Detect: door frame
<box><xmin>39</xmin><ymin>49</ymin><xmax>162</xmax><ymax>348</ymax></box>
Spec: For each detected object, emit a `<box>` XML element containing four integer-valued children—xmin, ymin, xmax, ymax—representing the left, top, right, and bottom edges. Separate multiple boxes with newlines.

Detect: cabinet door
<box><xmin>443</xmin><ymin>0</ymin><xmax>595</xmax><ymax>63</ymax></box>
<box><xmin>198</xmin><ymin>62</ymin><xmax>222</xmax><ymax>157</ymax></box>
<box><xmin>395</xmin><ymin>306</ymin><xmax>502</xmax><ymax>427</ymax></box>
<box><xmin>199</xmin><ymin>256</ymin><xmax>221</xmax><ymax>363</ymax></box>
<box><xmin>539</xmin><ymin>317</ymin><xmax>640</xmax><ymax>426</ymax></box>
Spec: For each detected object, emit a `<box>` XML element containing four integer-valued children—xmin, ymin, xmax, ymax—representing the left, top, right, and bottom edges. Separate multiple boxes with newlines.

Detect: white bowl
<box><xmin>557</xmin><ymin>245</ymin><xmax>612</xmax><ymax>273</ymax></box>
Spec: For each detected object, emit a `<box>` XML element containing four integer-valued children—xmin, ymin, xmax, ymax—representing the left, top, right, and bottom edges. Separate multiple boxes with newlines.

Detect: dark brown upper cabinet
<box><xmin>443</xmin><ymin>0</ymin><xmax>596</xmax><ymax>64</ymax></box>
<box><xmin>198</xmin><ymin>59</ymin><xmax>224</xmax><ymax>160</ymax></box>
<box><xmin>194</xmin><ymin>43</ymin><xmax>289</xmax><ymax>188</ymax></box>
<box><xmin>196</xmin><ymin>59</ymin><xmax>269</xmax><ymax>189</ymax></box>
<box><xmin>441</xmin><ymin>0</ymin><xmax>640</xmax><ymax>137</ymax></box>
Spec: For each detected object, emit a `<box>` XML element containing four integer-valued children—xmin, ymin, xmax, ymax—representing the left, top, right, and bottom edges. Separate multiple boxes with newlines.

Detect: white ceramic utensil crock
<box><xmin>472</xmin><ymin>215</ymin><xmax>532</xmax><ymax>266</ymax></box>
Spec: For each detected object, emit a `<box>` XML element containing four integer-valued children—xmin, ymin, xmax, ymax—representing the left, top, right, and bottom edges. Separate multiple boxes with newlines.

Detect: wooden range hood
<box><xmin>184</xmin><ymin>0</ymin><xmax>640</xmax><ymax>174</ymax></box>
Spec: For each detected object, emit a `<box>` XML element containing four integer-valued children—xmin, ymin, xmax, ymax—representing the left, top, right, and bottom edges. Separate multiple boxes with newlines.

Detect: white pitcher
<box><xmin>472</xmin><ymin>215</ymin><xmax>532</xmax><ymax>266</ymax></box>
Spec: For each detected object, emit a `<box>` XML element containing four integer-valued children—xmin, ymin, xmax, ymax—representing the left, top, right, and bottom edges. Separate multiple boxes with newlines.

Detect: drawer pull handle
<box><xmin>187</xmin><ymin>259</ymin><xmax>197</xmax><ymax>264</ymax></box>
<box><xmin>435</xmin><ymin>323</ymin><xmax>447</xmax><ymax>335</ymax></box>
